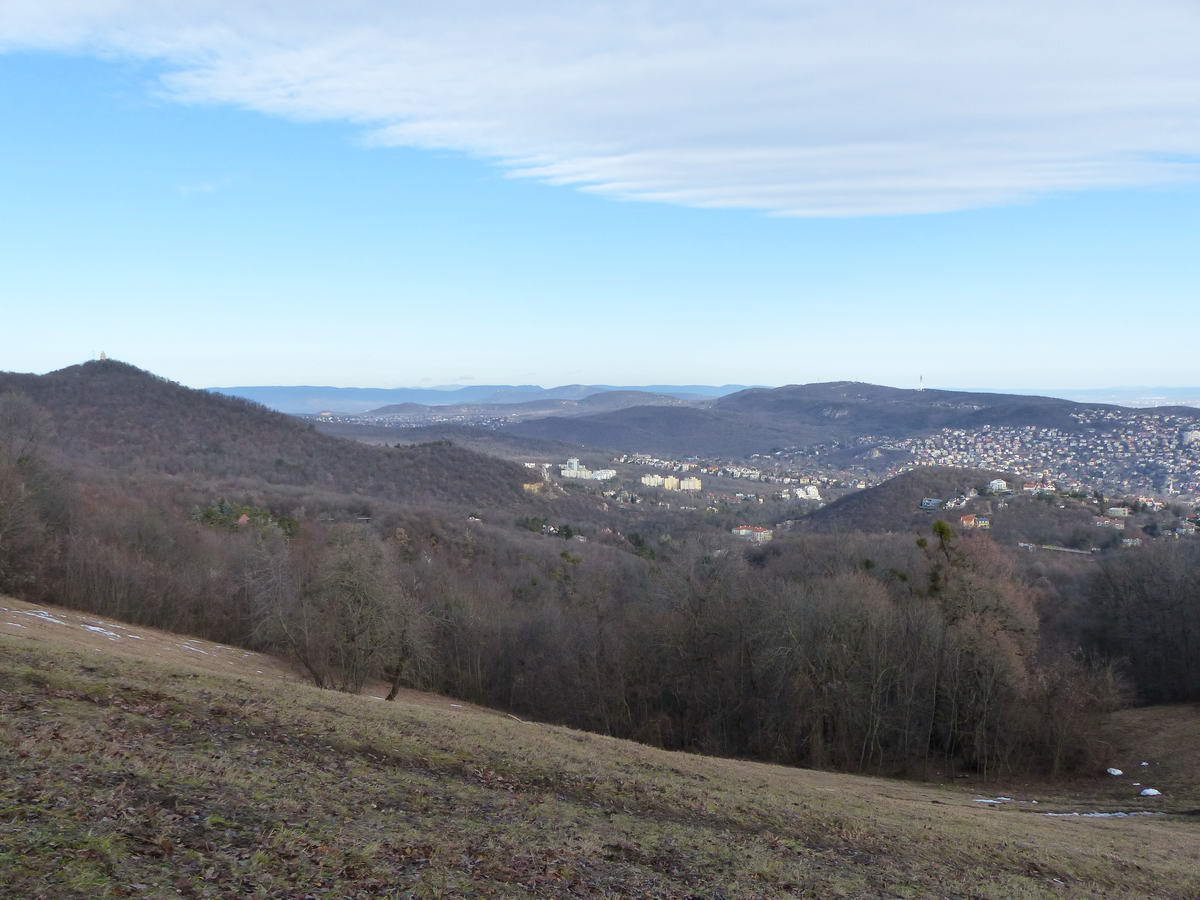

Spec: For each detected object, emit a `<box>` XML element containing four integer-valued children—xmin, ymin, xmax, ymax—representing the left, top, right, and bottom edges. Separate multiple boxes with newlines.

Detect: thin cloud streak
<box><xmin>3</xmin><ymin>1</ymin><xmax>1199</xmax><ymax>215</ymax></box>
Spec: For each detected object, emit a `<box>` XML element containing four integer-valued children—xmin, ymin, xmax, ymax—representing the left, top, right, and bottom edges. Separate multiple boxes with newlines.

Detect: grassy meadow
<box><xmin>1</xmin><ymin>598</ymin><xmax>1198</xmax><ymax>898</ymax></box>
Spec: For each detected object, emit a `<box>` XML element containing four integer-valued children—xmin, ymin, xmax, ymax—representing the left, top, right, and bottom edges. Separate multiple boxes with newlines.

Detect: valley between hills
<box><xmin>2</xmin><ymin>360</ymin><xmax>1199</xmax><ymax>897</ymax></box>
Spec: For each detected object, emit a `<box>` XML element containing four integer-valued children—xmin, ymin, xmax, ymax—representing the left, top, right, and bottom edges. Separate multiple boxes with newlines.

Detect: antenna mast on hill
<box><xmin>99</xmin><ymin>351</ymin><xmax>108</xmax><ymax>361</ymax></box>
<box><xmin>918</xmin><ymin>374</ymin><xmax>924</xmax><ymax>391</ymax></box>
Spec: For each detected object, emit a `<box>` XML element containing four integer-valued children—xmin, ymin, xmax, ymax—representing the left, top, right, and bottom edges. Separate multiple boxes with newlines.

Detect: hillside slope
<box><xmin>508</xmin><ymin>405</ymin><xmax>799</xmax><ymax>456</ymax></box>
<box><xmin>312</xmin><ymin>421</ymin><xmax>585</xmax><ymax>459</ymax></box>
<box><xmin>2</xmin><ymin>597</ymin><xmax>1198</xmax><ymax>898</ymax></box>
<box><xmin>0</xmin><ymin>360</ymin><xmax>531</xmax><ymax>507</ymax></box>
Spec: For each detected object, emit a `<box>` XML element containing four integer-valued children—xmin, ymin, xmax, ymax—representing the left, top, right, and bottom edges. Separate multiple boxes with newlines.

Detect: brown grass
<box><xmin>1</xmin><ymin>596</ymin><xmax>1198</xmax><ymax>898</ymax></box>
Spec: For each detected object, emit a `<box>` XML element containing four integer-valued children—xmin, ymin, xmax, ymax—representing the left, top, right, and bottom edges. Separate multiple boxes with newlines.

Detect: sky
<box><xmin>1</xmin><ymin>1</ymin><xmax>1198</xmax><ymax>390</ymax></box>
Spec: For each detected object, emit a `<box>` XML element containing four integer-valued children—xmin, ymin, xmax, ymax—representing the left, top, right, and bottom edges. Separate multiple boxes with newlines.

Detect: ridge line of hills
<box><xmin>0</xmin><ymin>359</ymin><xmax>534</xmax><ymax>507</ymax></box>
<box><xmin>207</xmin><ymin>382</ymin><xmax>755</xmax><ymax>414</ymax></box>
<box><xmin>208</xmin><ymin>378</ymin><xmax>1200</xmax><ymax>418</ymax></box>
<box><xmin>503</xmin><ymin>381</ymin><xmax>1200</xmax><ymax>457</ymax></box>
<box><xmin>256</xmin><ymin>377</ymin><xmax>1200</xmax><ymax>460</ymax></box>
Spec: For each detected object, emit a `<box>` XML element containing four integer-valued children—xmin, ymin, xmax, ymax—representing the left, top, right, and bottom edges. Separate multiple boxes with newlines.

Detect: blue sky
<box><xmin>2</xmin><ymin>3</ymin><xmax>1198</xmax><ymax>390</ymax></box>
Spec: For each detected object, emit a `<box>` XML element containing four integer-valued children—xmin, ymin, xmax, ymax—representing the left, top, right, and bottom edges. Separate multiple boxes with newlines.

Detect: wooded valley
<box><xmin>2</xmin><ymin>362</ymin><xmax>1197</xmax><ymax>781</ymax></box>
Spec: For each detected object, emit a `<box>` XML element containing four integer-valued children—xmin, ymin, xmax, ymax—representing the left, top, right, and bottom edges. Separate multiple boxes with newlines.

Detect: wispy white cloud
<box><xmin>3</xmin><ymin>1</ymin><xmax>1199</xmax><ymax>215</ymax></box>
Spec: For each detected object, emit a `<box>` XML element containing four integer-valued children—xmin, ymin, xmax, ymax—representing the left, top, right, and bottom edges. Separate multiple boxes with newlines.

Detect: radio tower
<box><xmin>918</xmin><ymin>374</ymin><xmax>924</xmax><ymax>391</ymax></box>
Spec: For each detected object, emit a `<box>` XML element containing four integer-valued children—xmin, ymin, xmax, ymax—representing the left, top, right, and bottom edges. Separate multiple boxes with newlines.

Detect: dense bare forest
<box><xmin>0</xmin><ymin>361</ymin><xmax>533</xmax><ymax>507</ymax></box>
<box><xmin>2</xmin><ymin>367</ymin><xmax>1196</xmax><ymax>780</ymax></box>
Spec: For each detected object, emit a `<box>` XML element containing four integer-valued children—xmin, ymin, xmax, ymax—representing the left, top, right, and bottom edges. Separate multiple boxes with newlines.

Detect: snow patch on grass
<box><xmin>1045</xmin><ymin>811</ymin><xmax>1160</xmax><ymax>818</ymax></box>
<box><xmin>18</xmin><ymin>610</ymin><xmax>67</xmax><ymax>625</ymax></box>
<box><xmin>82</xmin><ymin>625</ymin><xmax>121</xmax><ymax>639</ymax></box>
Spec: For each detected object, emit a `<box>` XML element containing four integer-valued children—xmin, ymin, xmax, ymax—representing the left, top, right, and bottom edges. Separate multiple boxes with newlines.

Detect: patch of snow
<box><xmin>974</xmin><ymin>797</ymin><xmax>1016</xmax><ymax>803</ymax></box>
<box><xmin>1140</xmin><ymin>788</ymin><xmax>1162</xmax><ymax>797</ymax></box>
<box><xmin>180</xmin><ymin>644</ymin><xmax>209</xmax><ymax>655</ymax></box>
<box><xmin>255</xmin><ymin>670</ymin><xmax>264</xmax><ymax>674</ymax></box>
<box><xmin>449</xmin><ymin>703</ymin><xmax>463</xmax><ymax>708</ymax></box>
<box><xmin>82</xmin><ymin>625</ymin><xmax>121</xmax><ymax>639</ymax></box>
<box><xmin>17</xmin><ymin>610</ymin><xmax>67</xmax><ymax>625</ymax></box>
<box><xmin>4</xmin><ymin>622</ymin><xmax>27</xmax><ymax>628</ymax></box>
<box><xmin>1140</xmin><ymin>761</ymin><xmax>1150</xmax><ymax>766</ymax></box>
<box><xmin>1045</xmin><ymin>811</ymin><xmax>1159</xmax><ymax>818</ymax></box>
<box><xmin>1106</xmin><ymin>768</ymin><xmax>1123</xmax><ymax>776</ymax></box>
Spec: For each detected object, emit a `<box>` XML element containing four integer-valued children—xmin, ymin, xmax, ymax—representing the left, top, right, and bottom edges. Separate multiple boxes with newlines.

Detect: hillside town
<box><xmin>882</xmin><ymin>410</ymin><xmax>1200</xmax><ymax>497</ymax></box>
<box><xmin>530</xmin><ymin>433</ymin><xmax>1200</xmax><ymax>556</ymax></box>
<box><xmin>615</xmin><ymin>453</ymin><xmax>825</xmax><ymax>499</ymax></box>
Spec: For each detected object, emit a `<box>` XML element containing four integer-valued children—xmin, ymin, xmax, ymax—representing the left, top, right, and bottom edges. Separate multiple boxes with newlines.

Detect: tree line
<box><xmin>2</xmin><ymin>389</ymin><xmax>1195</xmax><ymax>779</ymax></box>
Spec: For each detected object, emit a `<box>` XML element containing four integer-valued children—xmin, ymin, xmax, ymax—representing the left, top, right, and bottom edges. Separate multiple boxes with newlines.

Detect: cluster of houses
<box><xmin>920</xmin><ymin>496</ymin><xmax>969</xmax><ymax>511</ymax></box>
<box><xmin>884</xmin><ymin>412</ymin><xmax>1200</xmax><ymax>498</ymax></box>
<box><xmin>640</xmin><ymin>473</ymin><xmax>702</xmax><ymax>491</ymax></box>
<box><xmin>731</xmin><ymin>525</ymin><xmax>774</xmax><ymax>543</ymax></box>
<box><xmin>618</xmin><ymin>452</ymin><xmax>839</xmax><ymax>492</ymax></box>
<box><xmin>958</xmin><ymin>514</ymin><xmax>991</xmax><ymax>529</ymax></box>
<box><xmin>776</xmin><ymin>484</ymin><xmax>822</xmax><ymax>502</ymax></box>
<box><xmin>559</xmin><ymin>458</ymin><xmax>616</xmax><ymax>481</ymax></box>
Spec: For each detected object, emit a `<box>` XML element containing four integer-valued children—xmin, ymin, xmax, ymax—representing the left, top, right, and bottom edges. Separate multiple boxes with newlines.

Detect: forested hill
<box><xmin>509</xmin><ymin>405</ymin><xmax>797</xmax><ymax>457</ymax></box>
<box><xmin>795</xmin><ymin>466</ymin><xmax>1123</xmax><ymax>548</ymax></box>
<box><xmin>796</xmin><ymin>467</ymin><xmax>1014</xmax><ymax>534</ymax></box>
<box><xmin>0</xmin><ymin>360</ymin><xmax>531</xmax><ymax>506</ymax></box>
<box><xmin>507</xmin><ymin>381</ymin><xmax>1200</xmax><ymax>456</ymax></box>
<box><xmin>713</xmin><ymin>382</ymin><xmax>1089</xmax><ymax>431</ymax></box>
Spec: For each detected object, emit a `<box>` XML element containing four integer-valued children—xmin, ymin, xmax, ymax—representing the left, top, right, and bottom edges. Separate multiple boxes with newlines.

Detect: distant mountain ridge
<box><xmin>505</xmin><ymin>380</ymin><xmax>1200</xmax><ymax>457</ymax></box>
<box><xmin>208</xmin><ymin>383</ymin><xmax>752</xmax><ymax>414</ymax></box>
<box><xmin>363</xmin><ymin>389</ymin><xmax>688</xmax><ymax>420</ymax></box>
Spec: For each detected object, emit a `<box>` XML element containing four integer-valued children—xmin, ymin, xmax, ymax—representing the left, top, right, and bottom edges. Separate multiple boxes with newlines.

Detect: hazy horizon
<box><xmin>11</xmin><ymin>359</ymin><xmax>1200</xmax><ymax>399</ymax></box>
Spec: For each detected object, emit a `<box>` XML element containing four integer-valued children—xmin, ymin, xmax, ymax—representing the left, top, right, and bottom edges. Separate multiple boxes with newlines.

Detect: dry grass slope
<box><xmin>2</xmin><ymin>598</ymin><xmax>1198</xmax><ymax>898</ymax></box>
